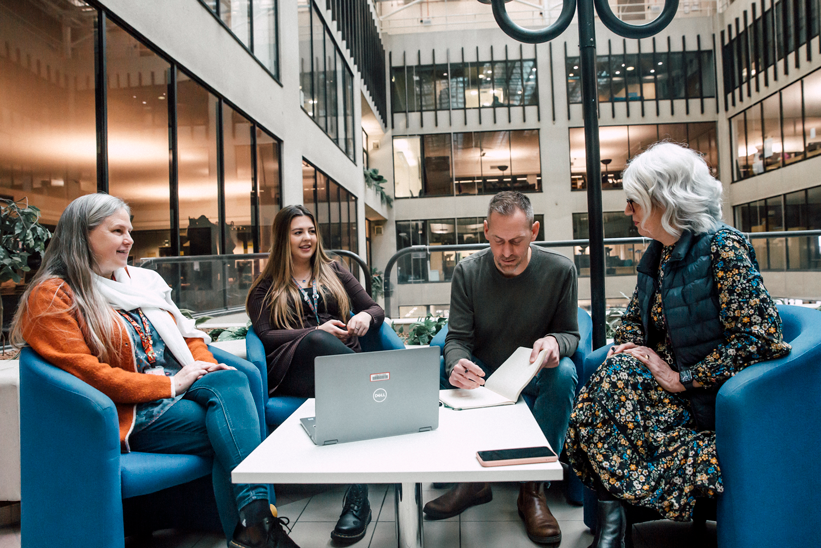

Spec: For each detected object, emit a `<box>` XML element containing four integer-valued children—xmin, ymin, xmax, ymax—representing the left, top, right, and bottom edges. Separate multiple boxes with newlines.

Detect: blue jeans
<box><xmin>442</xmin><ymin>356</ymin><xmax>578</xmax><ymax>455</ymax></box>
<box><xmin>129</xmin><ymin>369</ymin><xmax>269</xmax><ymax>538</ymax></box>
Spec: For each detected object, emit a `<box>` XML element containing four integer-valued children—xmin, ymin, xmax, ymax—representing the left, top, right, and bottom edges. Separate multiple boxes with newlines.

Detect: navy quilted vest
<box><xmin>634</xmin><ymin>224</ymin><xmax>755</xmax><ymax>369</ymax></box>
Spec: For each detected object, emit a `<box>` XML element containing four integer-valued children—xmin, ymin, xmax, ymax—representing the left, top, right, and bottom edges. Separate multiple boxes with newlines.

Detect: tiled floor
<box><xmin>0</xmin><ymin>483</ymin><xmax>717</xmax><ymax>548</ymax></box>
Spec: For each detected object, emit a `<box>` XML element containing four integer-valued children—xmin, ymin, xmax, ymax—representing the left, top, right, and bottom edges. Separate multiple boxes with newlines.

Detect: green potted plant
<box><xmin>0</xmin><ymin>198</ymin><xmax>51</xmax><ymax>344</ymax></box>
<box><xmin>363</xmin><ymin>168</ymin><xmax>394</xmax><ymax>208</ymax></box>
<box><xmin>396</xmin><ymin>314</ymin><xmax>447</xmax><ymax>346</ymax></box>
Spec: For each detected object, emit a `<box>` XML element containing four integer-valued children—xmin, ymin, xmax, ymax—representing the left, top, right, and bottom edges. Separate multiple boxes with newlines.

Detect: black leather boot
<box><xmin>231</xmin><ymin>504</ymin><xmax>300</xmax><ymax>548</ymax></box>
<box><xmin>331</xmin><ymin>484</ymin><xmax>371</xmax><ymax>544</ymax></box>
<box><xmin>588</xmin><ymin>500</ymin><xmax>626</xmax><ymax>548</ymax></box>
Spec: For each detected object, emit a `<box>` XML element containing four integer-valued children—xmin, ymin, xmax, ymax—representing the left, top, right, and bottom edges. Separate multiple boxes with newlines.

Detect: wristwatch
<box><xmin>679</xmin><ymin>368</ymin><xmax>694</xmax><ymax>391</ymax></box>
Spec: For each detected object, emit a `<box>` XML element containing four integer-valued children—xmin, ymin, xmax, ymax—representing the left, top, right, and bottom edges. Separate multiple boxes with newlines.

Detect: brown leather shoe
<box><xmin>423</xmin><ymin>483</ymin><xmax>492</xmax><ymax>520</ymax></box>
<box><xmin>517</xmin><ymin>482</ymin><xmax>561</xmax><ymax>545</ymax></box>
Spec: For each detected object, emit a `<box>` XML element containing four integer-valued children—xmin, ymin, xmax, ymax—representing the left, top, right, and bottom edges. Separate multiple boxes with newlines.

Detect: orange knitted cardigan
<box><xmin>20</xmin><ymin>277</ymin><xmax>217</xmax><ymax>452</ymax></box>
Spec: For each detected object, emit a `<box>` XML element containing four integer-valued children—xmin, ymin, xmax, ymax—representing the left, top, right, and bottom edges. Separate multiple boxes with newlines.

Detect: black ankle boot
<box><xmin>231</xmin><ymin>504</ymin><xmax>300</xmax><ymax>548</ymax></box>
<box><xmin>588</xmin><ymin>500</ymin><xmax>626</xmax><ymax>548</ymax></box>
<box><xmin>331</xmin><ymin>484</ymin><xmax>371</xmax><ymax>544</ymax></box>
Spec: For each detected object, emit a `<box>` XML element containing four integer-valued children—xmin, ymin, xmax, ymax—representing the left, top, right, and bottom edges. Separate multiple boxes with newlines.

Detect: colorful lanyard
<box><xmin>293</xmin><ymin>277</ymin><xmax>320</xmax><ymax>325</ymax></box>
<box><xmin>118</xmin><ymin>309</ymin><xmax>157</xmax><ymax>365</ymax></box>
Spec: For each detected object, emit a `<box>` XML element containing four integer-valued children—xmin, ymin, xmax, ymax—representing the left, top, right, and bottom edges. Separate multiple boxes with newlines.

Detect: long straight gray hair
<box><xmin>11</xmin><ymin>193</ymin><xmax>131</xmax><ymax>363</ymax></box>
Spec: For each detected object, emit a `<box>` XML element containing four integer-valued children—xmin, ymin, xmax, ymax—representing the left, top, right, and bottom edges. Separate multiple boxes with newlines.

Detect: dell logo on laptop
<box><xmin>373</xmin><ymin>388</ymin><xmax>387</xmax><ymax>403</ymax></box>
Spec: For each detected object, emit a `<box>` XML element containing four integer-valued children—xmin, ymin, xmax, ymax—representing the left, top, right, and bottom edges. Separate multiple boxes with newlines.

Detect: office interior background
<box><xmin>3</xmin><ymin>0</ymin><xmax>821</xmax><ymax>326</ymax></box>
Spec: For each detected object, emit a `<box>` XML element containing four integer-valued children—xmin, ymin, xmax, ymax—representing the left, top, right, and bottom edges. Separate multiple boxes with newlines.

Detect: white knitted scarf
<box><xmin>93</xmin><ymin>266</ymin><xmax>211</xmax><ymax>366</ymax></box>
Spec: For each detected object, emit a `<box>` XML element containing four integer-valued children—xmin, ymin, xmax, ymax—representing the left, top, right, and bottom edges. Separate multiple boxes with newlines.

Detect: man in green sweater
<box><xmin>423</xmin><ymin>191</ymin><xmax>579</xmax><ymax>546</ymax></box>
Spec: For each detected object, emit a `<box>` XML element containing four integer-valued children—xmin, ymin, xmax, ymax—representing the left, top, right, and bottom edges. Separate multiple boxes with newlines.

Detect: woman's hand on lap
<box><xmin>318</xmin><ymin>319</ymin><xmax>350</xmax><ymax>340</ymax></box>
<box><xmin>608</xmin><ymin>342</ymin><xmax>638</xmax><ymax>357</ymax></box>
<box><xmin>347</xmin><ymin>312</ymin><xmax>372</xmax><ymax>337</ymax></box>
<box><xmin>627</xmin><ymin>347</ymin><xmax>686</xmax><ymax>393</ymax></box>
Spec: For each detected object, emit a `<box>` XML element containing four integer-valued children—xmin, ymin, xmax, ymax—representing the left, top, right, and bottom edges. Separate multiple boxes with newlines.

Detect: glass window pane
<box><xmin>492</xmin><ymin>60</ymin><xmax>508</xmax><ymax>106</ymax></box>
<box><xmin>106</xmin><ymin>20</ymin><xmax>171</xmax><ymax>260</ymax></box>
<box><xmin>394</xmin><ymin>137</ymin><xmax>422</xmax><ymax>198</ymax></box>
<box><xmin>700</xmin><ymin>51</ymin><xmax>716</xmax><ymax>97</ymax></box>
<box><xmin>746</xmin><ymin>104</ymin><xmax>764</xmax><ymax>176</ymax></box>
<box><xmin>256</xmin><ymin>128</ymin><xmax>280</xmax><ymax>252</ymax></box>
<box><xmin>625</xmin><ymin>54</ymin><xmax>641</xmax><ymax>100</ymax></box>
<box><xmin>597</xmin><ymin>55</ymin><xmax>611</xmax><ymax>102</ymax></box>
<box><xmin>766</xmin><ymin>196</ymin><xmax>785</xmax><ymax>270</ymax></box>
<box><xmin>298</xmin><ymin>1</ymin><xmax>313</xmax><ymax>112</ymax></box>
<box><xmin>449</xmin><ymin>62</ymin><xmax>467</xmax><ymax>109</ymax></box>
<box><xmin>345</xmin><ymin>67</ymin><xmax>355</xmax><ymax>159</ymax></box>
<box><xmin>396</xmin><ymin>220</ymin><xmax>427</xmax><ymax>283</ymax></box>
<box><xmin>324</xmin><ymin>28</ymin><xmax>337</xmax><ymax>139</ymax></box>
<box><xmin>523</xmin><ymin>60</ymin><xmax>538</xmax><ymax>105</ymax></box>
<box><xmin>302</xmin><ymin>160</ymin><xmax>316</xmax><ymax>215</ymax></box>
<box><xmin>809</xmin><ymin>187</ymin><xmax>821</xmax><ymax>267</ymax></box>
<box><xmin>464</xmin><ymin>62</ymin><xmax>480</xmax><ymax>108</ymax></box>
<box><xmin>640</xmin><ymin>53</ymin><xmax>656</xmax><ymax>100</ymax></box>
<box><xmin>803</xmin><ymin>70</ymin><xmax>821</xmax><ymax>158</ymax></box>
<box><xmin>748</xmin><ymin>199</ymin><xmax>769</xmax><ymax>267</ymax></box>
<box><xmin>457</xmin><ymin>217</ymin><xmax>485</xmax><ymax>244</ymax></box>
<box><xmin>628</xmin><ymin>124</ymin><xmax>659</xmax><ymax>159</ymax></box>
<box><xmin>782</xmin><ymin>81</ymin><xmax>805</xmax><ymax>164</ymax></box>
<box><xmin>177</xmin><ymin>71</ymin><xmax>219</xmax><ymax>256</ymax></box>
<box><xmin>658</xmin><ymin>123</ymin><xmax>688</xmax><ymax>144</ymax></box>
<box><xmin>762</xmin><ymin>94</ymin><xmax>783</xmax><ymax>171</ymax></box>
<box><xmin>339</xmin><ymin>189</ymin><xmax>349</xmax><ymax>253</ymax></box>
<box><xmin>427</xmin><ymin>218</ymin><xmax>455</xmax><ymax>282</ymax></box>
<box><xmin>685</xmin><ymin>50</ymin><xmax>701</xmax><ymax>98</ymax></box>
<box><xmin>478</xmin><ymin>131</ymin><xmax>511</xmax><ymax>194</ymax></box>
<box><xmin>0</xmin><ymin>0</ymin><xmax>97</xmax><ymax>229</ymax></box>
<box><xmin>599</xmin><ymin>125</ymin><xmax>628</xmax><ymax>189</ymax></box>
<box><xmin>509</xmin><ymin>130</ymin><xmax>541</xmax><ymax>192</ymax></box>
<box><xmin>508</xmin><ymin>59</ymin><xmax>524</xmax><ymax>106</ymax></box>
<box><xmin>731</xmin><ymin>114</ymin><xmax>748</xmax><ymax>180</ymax></box>
<box><xmin>223</xmin><ymin>105</ymin><xmax>254</xmax><ymax>254</ymax></box>
<box><xmin>220</xmin><ymin>0</ymin><xmax>250</xmax><ymax>46</ymax></box>
<box><xmin>422</xmin><ymin>134</ymin><xmax>452</xmax><ymax>197</ymax></box>
<box><xmin>611</xmin><ymin>56</ymin><xmax>627</xmax><ymax>101</ymax></box>
<box><xmin>786</xmin><ymin>189</ymin><xmax>809</xmax><ymax>269</ymax></box>
<box><xmin>435</xmin><ymin>64</ymin><xmax>450</xmax><ymax>110</ymax></box>
<box><xmin>478</xmin><ymin>62</ymin><xmax>493</xmax><ymax>107</ymax></box>
<box><xmin>453</xmin><ymin>132</ymin><xmax>481</xmax><ymax>195</ymax></box>
<box><xmin>253</xmin><ymin>0</ymin><xmax>278</xmax><ymax>76</ymax></box>
<box><xmin>417</xmin><ymin>65</ymin><xmax>435</xmax><ymax>111</ymax></box>
<box><xmin>328</xmin><ymin>182</ymin><xmax>340</xmax><ymax>251</ymax></box>
<box><xmin>391</xmin><ymin>66</ymin><xmax>407</xmax><ymax>113</ymax></box>
<box><xmin>569</xmin><ymin>127</ymin><xmax>586</xmax><ymax>190</ymax></box>
<box><xmin>316</xmin><ymin>171</ymin><xmax>330</xmax><ymax>245</ymax></box>
<box><xmin>668</xmin><ymin>52</ymin><xmax>685</xmax><ymax>99</ymax></box>
<box><xmin>335</xmin><ymin>50</ymin><xmax>345</xmax><ymax>152</ymax></box>
<box><xmin>688</xmin><ymin>122</ymin><xmax>719</xmax><ymax>178</ymax></box>
<box><xmin>312</xmin><ymin>6</ymin><xmax>325</xmax><ymax>125</ymax></box>
<box><xmin>566</xmin><ymin>56</ymin><xmax>581</xmax><ymax>103</ymax></box>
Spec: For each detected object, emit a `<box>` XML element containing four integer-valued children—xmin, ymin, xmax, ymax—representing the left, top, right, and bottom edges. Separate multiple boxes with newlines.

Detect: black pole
<box><xmin>577</xmin><ymin>0</ymin><xmax>607</xmax><ymax>349</ymax></box>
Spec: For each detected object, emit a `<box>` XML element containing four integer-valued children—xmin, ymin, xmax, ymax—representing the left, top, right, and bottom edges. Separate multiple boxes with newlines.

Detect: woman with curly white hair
<box><xmin>565</xmin><ymin>142</ymin><xmax>790</xmax><ymax>548</ymax></box>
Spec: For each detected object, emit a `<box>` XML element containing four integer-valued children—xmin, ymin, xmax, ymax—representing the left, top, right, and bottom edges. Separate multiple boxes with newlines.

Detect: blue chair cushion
<box><xmin>121</xmin><ymin>452</ymin><xmax>213</xmax><ymax>499</ymax></box>
<box><xmin>264</xmin><ymin>396</ymin><xmax>307</xmax><ymax>428</ymax></box>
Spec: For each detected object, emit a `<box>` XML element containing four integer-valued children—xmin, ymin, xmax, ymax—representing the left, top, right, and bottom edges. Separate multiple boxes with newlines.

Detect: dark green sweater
<box><xmin>444</xmin><ymin>246</ymin><xmax>579</xmax><ymax>376</ymax></box>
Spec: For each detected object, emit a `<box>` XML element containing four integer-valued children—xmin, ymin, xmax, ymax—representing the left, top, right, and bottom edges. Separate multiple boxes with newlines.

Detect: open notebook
<box><xmin>439</xmin><ymin>347</ymin><xmax>547</xmax><ymax>410</ymax></box>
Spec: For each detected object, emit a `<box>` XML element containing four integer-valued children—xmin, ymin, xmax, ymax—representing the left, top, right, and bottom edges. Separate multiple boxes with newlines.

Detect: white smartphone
<box><xmin>476</xmin><ymin>446</ymin><xmax>558</xmax><ymax>467</ymax></box>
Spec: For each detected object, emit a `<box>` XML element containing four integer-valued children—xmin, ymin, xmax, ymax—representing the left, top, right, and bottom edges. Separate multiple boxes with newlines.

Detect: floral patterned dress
<box><xmin>565</xmin><ymin>229</ymin><xmax>790</xmax><ymax>521</ymax></box>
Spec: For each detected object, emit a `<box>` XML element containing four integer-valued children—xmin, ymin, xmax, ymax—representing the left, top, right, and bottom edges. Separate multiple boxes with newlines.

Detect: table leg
<box><xmin>394</xmin><ymin>482</ymin><xmax>424</xmax><ymax>548</ymax></box>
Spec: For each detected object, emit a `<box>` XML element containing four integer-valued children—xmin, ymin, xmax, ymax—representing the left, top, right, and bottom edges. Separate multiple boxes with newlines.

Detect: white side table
<box><xmin>0</xmin><ymin>361</ymin><xmax>20</xmax><ymax>502</ymax></box>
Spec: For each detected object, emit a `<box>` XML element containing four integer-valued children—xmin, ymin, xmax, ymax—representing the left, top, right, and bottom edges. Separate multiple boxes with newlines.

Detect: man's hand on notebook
<box><xmin>530</xmin><ymin>336</ymin><xmax>560</xmax><ymax>369</ymax></box>
<box><xmin>449</xmin><ymin>359</ymin><xmax>486</xmax><ymax>389</ymax></box>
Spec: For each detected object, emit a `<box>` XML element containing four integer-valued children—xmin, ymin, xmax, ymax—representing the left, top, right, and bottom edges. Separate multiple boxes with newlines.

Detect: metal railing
<box><xmin>382</xmin><ymin>229</ymin><xmax>821</xmax><ymax>317</ymax></box>
<box><xmin>139</xmin><ymin>250</ymin><xmax>370</xmax><ymax>317</ymax></box>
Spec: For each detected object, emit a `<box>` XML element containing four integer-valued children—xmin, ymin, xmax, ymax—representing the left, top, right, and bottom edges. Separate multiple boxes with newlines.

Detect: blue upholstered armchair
<box><xmin>580</xmin><ymin>304</ymin><xmax>821</xmax><ymax>548</ymax></box>
<box><xmin>429</xmin><ymin>307</ymin><xmax>593</xmax><ymax>505</ymax></box>
<box><xmin>19</xmin><ymin>345</ymin><xmax>266</xmax><ymax>547</ymax></box>
<box><xmin>246</xmin><ymin>321</ymin><xmax>407</xmax><ymax>432</ymax></box>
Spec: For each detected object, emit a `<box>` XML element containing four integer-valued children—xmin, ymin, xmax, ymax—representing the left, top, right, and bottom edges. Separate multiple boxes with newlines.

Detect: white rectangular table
<box><xmin>233</xmin><ymin>399</ymin><xmax>562</xmax><ymax>548</ymax></box>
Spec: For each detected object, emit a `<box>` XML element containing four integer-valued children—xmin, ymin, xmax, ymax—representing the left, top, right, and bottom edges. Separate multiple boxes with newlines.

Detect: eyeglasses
<box><xmin>626</xmin><ymin>199</ymin><xmax>636</xmax><ymax>213</ymax></box>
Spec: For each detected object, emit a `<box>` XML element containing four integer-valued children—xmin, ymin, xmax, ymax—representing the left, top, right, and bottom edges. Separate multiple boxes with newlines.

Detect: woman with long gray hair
<box><xmin>11</xmin><ymin>193</ymin><xmax>299</xmax><ymax>548</ymax></box>
<box><xmin>564</xmin><ymin>143</ymin><xmax>790</xmax><ymax>547</ymax></box>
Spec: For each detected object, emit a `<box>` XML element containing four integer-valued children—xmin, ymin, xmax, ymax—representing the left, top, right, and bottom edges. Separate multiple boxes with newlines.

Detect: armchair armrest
<box><xmin>360</xmin><ymin>322</ymin><xmax>406</xmax><ymax>352</ymax></box>
<box><xmin>209</xmin><ymin>346</ymin><xmax>266</xmax><ymax>441</ymax></box>
<box><xmin>715</xmin><ymin>309</ymin><xmax>821</xmax><ymax>548</ymax></box>
<box><xmin>20</xmin><ymin>347</ymin><xmax>125</xmax><ymax>547</ymax></box>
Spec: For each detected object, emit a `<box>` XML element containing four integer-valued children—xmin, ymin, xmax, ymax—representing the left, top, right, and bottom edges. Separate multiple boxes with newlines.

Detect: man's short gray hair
<box><xmin>487</xmin><ymin>191</ymin><xmax>534</xmax><ymax>225</ymax></box>
<box><xmin>622</xmin><ymin>142</ymin><xmax>723</xmax><ymax>238</ymax></box>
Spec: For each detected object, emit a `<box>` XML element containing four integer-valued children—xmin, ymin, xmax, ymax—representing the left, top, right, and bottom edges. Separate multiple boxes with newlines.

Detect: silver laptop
<box><xmin>300</xmin><ymin>346</ymin><xmax>440</xmax><ymax>445</ymax></box>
